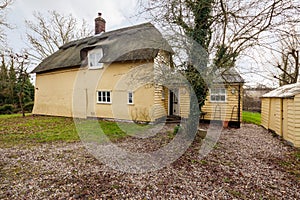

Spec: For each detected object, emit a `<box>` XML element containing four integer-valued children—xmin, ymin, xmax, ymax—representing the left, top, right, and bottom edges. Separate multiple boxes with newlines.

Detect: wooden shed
<box><xmin>261</xmin><ymin>83</ymin><xmax>300</xmax><ymax>147</ymax></box>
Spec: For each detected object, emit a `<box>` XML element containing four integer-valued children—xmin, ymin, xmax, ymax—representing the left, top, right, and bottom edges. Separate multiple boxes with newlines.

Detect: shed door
<box><xmin>269</xmin><ymin>98</ymin><xmax>281</xmax><ymax>135</ymax></box>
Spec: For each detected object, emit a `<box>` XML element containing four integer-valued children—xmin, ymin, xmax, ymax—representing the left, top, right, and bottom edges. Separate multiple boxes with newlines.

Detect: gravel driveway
<box><xmin>1</xmin><ymin>123</ymin><xmax>299</xmax><ymax>199</ymax></box>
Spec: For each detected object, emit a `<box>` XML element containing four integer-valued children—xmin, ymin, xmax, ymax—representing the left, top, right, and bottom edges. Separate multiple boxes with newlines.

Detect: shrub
<box><xmin>24</xmin><ymin>102</ymin><xmax>34</xmax><ymax>112</ymax></box>
<box><xmin>0</xmin><ymin>104</ymin><xmax>14</xmax><ymax>114</ymax></box>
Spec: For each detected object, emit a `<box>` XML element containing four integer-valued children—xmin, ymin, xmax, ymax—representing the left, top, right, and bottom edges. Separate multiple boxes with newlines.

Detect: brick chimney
<box><xmin>95</xmin><ymin>12</ymin><xmax>106</xmax><ymax>34</ymax></box>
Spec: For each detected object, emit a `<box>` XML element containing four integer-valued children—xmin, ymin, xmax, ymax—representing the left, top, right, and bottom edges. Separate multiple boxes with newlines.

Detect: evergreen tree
<box><xmin>8</xmin><ymin>56</ymin><xmax>17</xmax><ymax>104</ymax></box>
<box><xmin>0</xmin><ymin>53</ymin><xmax>34</xmax><ymax>115</ymax></box>
<box><xmin>0</xmin><ymin>54</ymin><xmax>9</xmax><ymax>105</ymax></box>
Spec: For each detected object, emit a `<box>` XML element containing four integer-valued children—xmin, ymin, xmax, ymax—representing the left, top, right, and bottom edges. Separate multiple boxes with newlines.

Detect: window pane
<box><xmin>98</xmin><ymin>91</ymin><xmax>102</xmax><ymax>102</ymax></box>
<box><xmin>128</xmin><ymin>92</ymin><xmax>133</xmax><ymax>104</ymax></box>
<box><xmin>221</xmin><ymin>88</ymin><xmax>226</xmax><ymax>94</ymax></box>
<box><xmin>211</xmin><ymin>95</ymin><xmax>215</xmax><ymax>101</ymax></box>
<box><xmin>216</xmin><ymin>95</ymin><xmax>220</xmax><ymax>101</ymax></box>
<box><xmin>90</xmin><ymin>54</ymin><xmax>96</xmax><ymax>66</ymax></box>
<box><xmin>221</xmin><ymin>95</ymin><xmax>225</xmax><ymax>101</ymax></box>
<box><xmin>107</xmin><ymin>91</ymin><xmax>111</xmax><ymax>102</ymax></box>
<box><xmin>89</xmin><ymin>50</ymin><xmax>103</xmax><ymax>67</ymax></box>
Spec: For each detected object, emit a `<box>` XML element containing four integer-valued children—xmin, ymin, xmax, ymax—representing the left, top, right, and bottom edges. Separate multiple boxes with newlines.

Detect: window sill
<box><xmin>128</xmin><ymin>103</ymin><xmax>134</xmax><ymax>106</ymax></box>
<box><xmin>89</xmin><ymin>66</ymin><xmax>104</xmax><ymax>70</ymax></box>
<box><xmin>97</xmin><ymin>102</ymin><xmax>112</xmax><ymax>104</ymax></box>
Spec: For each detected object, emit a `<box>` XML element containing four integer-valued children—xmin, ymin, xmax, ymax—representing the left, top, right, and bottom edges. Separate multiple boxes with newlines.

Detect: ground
<box><xmin>0</xmin><ymin>116</ymin><xmax>299</xmax><ymax>199</ymax></box>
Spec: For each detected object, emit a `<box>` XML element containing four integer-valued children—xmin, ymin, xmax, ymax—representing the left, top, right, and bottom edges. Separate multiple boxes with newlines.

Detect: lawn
<box><xmin>242</xmin><ymin>111</ymin><xmax>261</xmax><ymax>125</ymax></box>
<box><xmin>0</xmin><ymin>114</ymin><xmax>129</xmax><ymax>147</ymax></box>
<box><xmin>0</xmin><ymin>112</ymin><xmax>263</xmax><ymax>147</ymax></box>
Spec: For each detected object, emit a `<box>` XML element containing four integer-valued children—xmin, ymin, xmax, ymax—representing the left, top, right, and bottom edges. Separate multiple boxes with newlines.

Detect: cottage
<box><xmin>32</xmin><ymin>13</ymin><xmax>244</xmax><ymax>126</ymax></box>
<box><xmin>261</xmin><ymin>83</ymin><xmax>300</xmax><ymax>147</ymax></box>
<box><xmin>32</xmin><ymin>13</ymin><xmax>188</xmax><ymax>122</ymax></box>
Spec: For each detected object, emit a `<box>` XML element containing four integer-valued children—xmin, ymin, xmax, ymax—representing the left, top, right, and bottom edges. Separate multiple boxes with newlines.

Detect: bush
<box><xmin>0</xmin><ymin>104</ymin><xmax>14</xmax><ymax>114</ymax></box>
<box><xmin>24</xmin><ymin>102</ymin><xmax>34</xmax><ymax>112</ymax></box>
<box><xmin>173</xmin><ymin>125</ymin><xmax>181</xmax><ymax>134</ymax></box>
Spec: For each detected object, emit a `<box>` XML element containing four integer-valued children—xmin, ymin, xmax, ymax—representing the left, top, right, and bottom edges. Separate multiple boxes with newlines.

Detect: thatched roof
<box><xmin>32</xmin><ymin>23</ymin><xmax>173</xmax><ymax>74</ymax></box>
<box><xmin>262</xmin><ymin>83</ymin><xmax>300</xmax><ymax>98</ymax></box>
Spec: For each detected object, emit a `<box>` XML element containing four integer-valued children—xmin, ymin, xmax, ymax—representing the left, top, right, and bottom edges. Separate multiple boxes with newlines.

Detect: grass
<box><xmin>242</xmin><ymin>111</ymin><xmax>261</xmax><ymax>125</ymax></box>
<box><xmin>0</xmin><ymin>115</ymin><xmax>131</xmax><ymax>147</ymax></box>
<box><xmin>0</xmin><ymin>113</ymin><xmax>32</xmax><ymax>119</ymax></box>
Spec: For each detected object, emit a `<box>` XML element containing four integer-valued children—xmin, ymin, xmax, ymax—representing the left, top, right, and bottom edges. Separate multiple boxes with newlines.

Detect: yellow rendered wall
<box><xmin>33</xmin><ymin>61</ymin><xmax>158</xmax><ymax>121</ymax></box>
<box><xmin>261</xmin><ymin>98</ymin><xmax>270</xmax><ymax>129</ymax></box>
<box><xmin>202</xmin><ymin>84</ymin><xmax>243</xmax><ymax>122</ymax></box>
<box><xmin>33</xmin><ymin>68</ymin><xmax>79</xmax><ymax>117</ymax></box>
<box><xmin>94</xmin><ymin>61</ymin><xmax>156</xmax><ymax>121</ymax></box>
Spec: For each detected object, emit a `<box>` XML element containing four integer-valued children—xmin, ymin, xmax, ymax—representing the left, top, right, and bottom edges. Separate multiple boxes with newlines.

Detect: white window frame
<box><xmin>210</xmin><ymin>87</ymin><xmax>226</xmax><ymax>102</ymax></box>
<box><xmin>97</xmin><ymin>91</ymin><xmax>111</xmax><ymax>104</ymax></box>
<box><xmin>88</xmin><ymin>48</ymin><xmax>104</xmax><ymax>69</ymax></box>
<box><xmin>128</xmin><ymin>91</ymin><xmax>134</xmax><ymax>105</ymax></box>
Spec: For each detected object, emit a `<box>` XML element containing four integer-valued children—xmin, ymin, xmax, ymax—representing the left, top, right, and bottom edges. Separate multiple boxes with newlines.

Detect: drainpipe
<box><xmin>237</xmin><ymin>84</ymin><xmax>241</xmax><ymax>128</ymax></box>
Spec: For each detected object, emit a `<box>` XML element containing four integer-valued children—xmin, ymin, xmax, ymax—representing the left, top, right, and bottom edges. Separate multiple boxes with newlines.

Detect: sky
<box><xmin>5</xmin><ymin>0</ymin><xmax>145</xmax><ymax>51</ymax></box>
<box><xmin>3</xmin><ymin>0</ymin><xmax>280</xmax><ymax>87</ymax></box>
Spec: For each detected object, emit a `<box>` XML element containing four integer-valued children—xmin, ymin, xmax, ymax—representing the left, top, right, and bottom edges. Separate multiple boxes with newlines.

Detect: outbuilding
<box><xmin>261</xmin><ymin>83</ymin><xmax>300</xmax><ymax>147</ymax></box>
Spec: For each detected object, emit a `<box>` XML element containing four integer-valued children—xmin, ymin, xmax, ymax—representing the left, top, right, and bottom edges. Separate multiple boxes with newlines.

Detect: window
<box><xmin>210</xmin><ymin>87</ymin><xmax>226</xmax><ymax>102</ymax></box>
<box><xmin>128</xmin><ymin>92</ymin><xmax>134</xmax><ymax>104</ymax></box>
<box><xmin>97</xmin><ymin>91</ymin><xmax>111</xmax><ymax>103</ymax></box>
<box><xmin>88</xmin><ymin>48</ymin><xmax>103</xmax><ymax>69</ymax></box>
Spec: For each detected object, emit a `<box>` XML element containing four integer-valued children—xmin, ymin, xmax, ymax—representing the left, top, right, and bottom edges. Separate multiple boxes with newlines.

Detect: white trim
<box><xmin>127</xmin><ymin>91</ymin><xmax>134</xmax><ymax>105</ymax></box>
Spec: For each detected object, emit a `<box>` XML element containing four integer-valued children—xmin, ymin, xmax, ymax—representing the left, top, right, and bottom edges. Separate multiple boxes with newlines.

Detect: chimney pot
<box><xmin>95</xmin><ymin>12</ymin><xmax>106</xmax><ymax>35</ymax></box>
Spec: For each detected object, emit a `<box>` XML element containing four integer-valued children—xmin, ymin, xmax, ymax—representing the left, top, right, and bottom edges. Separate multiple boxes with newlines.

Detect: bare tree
<box><xmin>0</xmin><ymin>0</ymin><xmax>12</xmax><ymax>43</ymax></box>
<box><xmin>26</xmin><ymin>10</ymin><xmax>93</xmax><ymax>62</ymax></box>
<box><xmin>270</xmin><ymin>30</ymin><xmax>300</xmax><ymax>86</ymax></box>
<box><xmin>139</xmin><ymin>0</ymin><xmax>299</xmax><ymax>67</ymax></box>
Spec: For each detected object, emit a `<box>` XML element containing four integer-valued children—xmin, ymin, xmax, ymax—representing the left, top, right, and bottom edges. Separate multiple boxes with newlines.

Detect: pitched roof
<box><xmin>262</xmin><ymin>83</ymin><xmax>300</xmax><ymax>98</ymax></box>
<box><xmin>32</xmin><ymin>23</ymin><xmax>173</xmax><ymax>73</ymax></box>
<box><xmin>213</xmin><ymin>67</ymin><xmax>244</xmax><ymax>83</ymax></box>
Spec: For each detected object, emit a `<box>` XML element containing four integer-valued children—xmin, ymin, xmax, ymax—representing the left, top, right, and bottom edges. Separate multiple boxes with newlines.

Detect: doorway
<box><xmin>169</xmin><ymin>89</ymin><xmax>179</xmax><ymax>116</ymax></box>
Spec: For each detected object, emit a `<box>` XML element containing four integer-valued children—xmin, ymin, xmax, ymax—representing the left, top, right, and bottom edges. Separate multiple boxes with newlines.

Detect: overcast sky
<box><xmin>6</xmin><ymin>0</ymin><xmax>145</xmax><ymax>51</ymax></box>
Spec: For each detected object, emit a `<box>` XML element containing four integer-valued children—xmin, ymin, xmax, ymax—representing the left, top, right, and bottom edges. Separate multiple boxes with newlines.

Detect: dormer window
<box><xmin>88</xmin><ymin>48</ymin><xmax>103</xmax><ymax>69</ymax></box>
